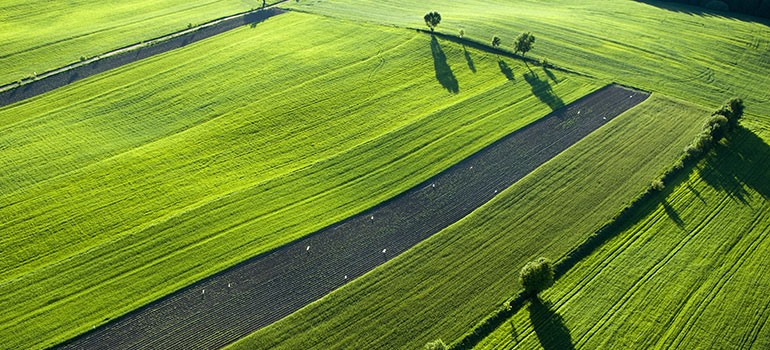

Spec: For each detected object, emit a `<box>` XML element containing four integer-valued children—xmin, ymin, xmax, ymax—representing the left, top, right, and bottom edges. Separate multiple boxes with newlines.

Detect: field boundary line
<box><xmin>0</xmin><ymin>3</ymin><xmax>289</xmax><ymax>108</ymax></box>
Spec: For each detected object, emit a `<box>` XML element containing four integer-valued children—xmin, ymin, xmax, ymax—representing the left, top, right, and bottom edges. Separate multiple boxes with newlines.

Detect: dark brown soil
<box><xmin>55</xmin><ymin>84</ymin><xmax>649</xmax><ymax>350</ymax></box>
<box><xmin>0</xmin><ymin>8</ymin><xmax>285</xmax><ymax>108</ymax></box>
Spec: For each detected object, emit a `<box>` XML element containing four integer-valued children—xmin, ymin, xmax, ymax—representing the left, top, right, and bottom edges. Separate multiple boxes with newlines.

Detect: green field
<box><xmin>0</xmin><ymin>11</ymin><xmax>601</xmax><ymax>349</ymax></box>
<box><xmin>229</xmin><ymin>95</ymin><xmax>710</xmax><ymax>349</ymax></box>
<box><xmin>2</xmin><ymin>0</ymin><xmax>770</xmax><ymax>348</ymax></box>
<box><xmin>474</xmin><ymin>119</ymin><xmax>770</xmax><ymax>349</ymax></box>
<box><xmin>286</xmin><ymin>0</ymin><xmax>770</xmax><ymax>117</ymax></box>
<box><xmin>0</xmin><ymin>0</ymin><xmax>277</xmax><ymax>86</ymax></box>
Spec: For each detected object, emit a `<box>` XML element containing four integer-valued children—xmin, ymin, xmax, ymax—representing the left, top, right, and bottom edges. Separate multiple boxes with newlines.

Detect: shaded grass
<box><xmin>228</xmin><ymin>95</ymin><xmax>709</xmax><ymax>349</ymax></box>
<box><xmin>0</xmin><ymin>12</ymin><xmax>598</xmax><ymax>349</ymax></box>
<box><xmin>285</xmin><ymin>0</ymin><xmax>770</xmax><ymax>117</ymax></box>
<box><xmin>474</xmin><ymin>120</ymin><xmax>770</xmax><ymax>349</ymax></box>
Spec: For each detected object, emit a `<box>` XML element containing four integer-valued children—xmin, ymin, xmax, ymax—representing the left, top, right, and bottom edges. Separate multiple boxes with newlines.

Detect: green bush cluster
<box><xmin>519</xmin><ymin>257</ymin><xmax>555</xmax><ymax>297</ymax></box>
<box><xmin>653</xmin><ymin>97</ymin><xmax>743</xmax><ymax>193</ymax></box>
<box><xmin>424</xmin><ymin>339</ymin><xmax>448</xmax><ymax>350</ymax></box>
<box><xmin>684</xmin><ymin>97</ymin><xmax>743</xmax><ymax>160</ymax></box>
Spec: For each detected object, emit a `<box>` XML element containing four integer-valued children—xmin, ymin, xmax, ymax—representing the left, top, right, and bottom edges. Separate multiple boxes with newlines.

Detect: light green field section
<box><xmin>0</xmin><ymin>0</ymin><xmax>275</xmax><ymax>85</ymax></box>
<box><xmin>474</xmin><ymin>120</ymin><xmax>770</xmax><ymax>349</ymax></box>
<box><xmin>286</xmin><ymin>0</ymin><xmax>770</xmax><ymax>117</ymax></box>
<box><xmin>0</xmin><ymin>12</ymin><xmax>600</xmax><ymax>349</ymax></box>
<box><xmin>229</xmin><ymin>96</ymin><xmax>711</xmax><ymax>349</ymax></box>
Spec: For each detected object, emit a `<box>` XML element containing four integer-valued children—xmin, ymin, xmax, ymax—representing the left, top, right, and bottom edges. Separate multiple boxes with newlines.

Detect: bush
<box><xmin>651</xmin><ymin>179</ymin><xmax>665</xmax><ymax>192</ymax></box>
<box><xmin>424</xmin><ymin>339</ymin><xmax>448</xmax><ymax>350</ymax></box>
<box><xmin>519</xmin><ymin>257</ymin><xmax>554</xmax><ymax>297</ymax></box>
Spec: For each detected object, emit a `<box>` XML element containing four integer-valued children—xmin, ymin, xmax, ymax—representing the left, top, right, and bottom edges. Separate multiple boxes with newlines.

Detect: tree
<box><xmin>424</xmin><ymin>339</ymin><xmax>448</xmax><ymax>350</ymax></box>
<box><xmin>492</xmin><ymin>35</ymin><xmax>501</xmax><ymax>48</ymax></box>
<box><xmin>519</xmin><ymin>257</ymin><xmax>554</xmax><ymax>298</ymax></box>
<box><xmin>424</xmin><ymin>11</ymin><xmax>441</xmax><ymax>32</ymax></box>
<box><xmin>514</xmin><ymin>32</ymin><xmax>536</xmax><ymax>56</ymax></box>
<box><xmin>726</xmin><ymin>97</ymin><xmax>744</xmax><ymax>128</ymax></box>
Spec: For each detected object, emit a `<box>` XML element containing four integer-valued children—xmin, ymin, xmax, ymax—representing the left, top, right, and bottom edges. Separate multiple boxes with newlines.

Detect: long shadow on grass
<box><xmin>431</xmin><ymin>36</ymin><xmax>459</xmax><ymax>93</ymax></box>
<box><xmin>700</xmin><ymin>126</ymin><xmax>770</xmax><ymax>203</ymax></box>
<box><xmin>498</xmin><ymin>60</ymin><xmax>514</xmax><ymax>81</ymax></box>
<box><xmin>529</xmin><ymin>299</ymin><xmax>575</xmax><ymax>350</ymax></box>
<box><xmin>463</xmin><ymin>45</ymin><xmax>476</xmax><ymax>73</ymax></box>
<box><xmin>457</xmin><ymin>126</ymin><xmax>768</xmax><ymax>350</ymax></box>
<box><xmin>523</xmin><ymin>70</ymin><xmax>564</xmax><ymax>111</ymax></box>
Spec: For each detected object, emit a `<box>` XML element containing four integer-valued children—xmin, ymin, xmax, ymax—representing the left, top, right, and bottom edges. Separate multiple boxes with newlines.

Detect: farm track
<box><xmin>0</xmin><ymin>6</ymin><xmax>286</xmax><ymax>108</ymax></box>
<box><xmin>56</xmin><ymin>85</ymin><xmax>648</xmax><ymax>349</ymax></box>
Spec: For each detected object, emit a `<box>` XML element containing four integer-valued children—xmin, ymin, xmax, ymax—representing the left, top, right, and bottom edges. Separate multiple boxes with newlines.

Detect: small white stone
<box><xmin>306</xmin><ymin>245</ymin><xmax>310</xmax><ymax>251</ymax></box>
<box><xmin>382</xmin><ymin>249</ymin><xmax>387</xmax><ymax>253</ymax></box>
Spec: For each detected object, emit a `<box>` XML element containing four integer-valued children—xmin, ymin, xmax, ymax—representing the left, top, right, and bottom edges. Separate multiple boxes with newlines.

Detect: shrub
<box><xmin>424</xmin><ymin>339</ymin><xmax>448</xmax><ymax>350</ymax></box>
<box><xmin>519</xmin><ymin>257</ymin><xmax>554</xmax><ymax>297</ymax></box>
<box><xmin>651</xmin><ymin>179</ymin><xmax>665</xmax><ymax>192</ymax></box>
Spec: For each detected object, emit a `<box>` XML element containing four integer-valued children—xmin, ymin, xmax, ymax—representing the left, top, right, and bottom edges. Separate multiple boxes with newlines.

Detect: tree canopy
<box><xmin>514</xmin><ymin>32</ymin><xmax>536</xmax><ymax>56</ymax></box>
<box><xmin>519</xmin><ymin>257</ymin><xmax>554</xmax><ymax>297</ymax></box>
<box><xmin>424</xmin><ymin>11</ymin><xmax>441</xmax><ymax>32</ymax></box>
<box><xmin>492</xmin><ymin>35</ymin><xmax>501</xmax><ymax>48</ymax></box>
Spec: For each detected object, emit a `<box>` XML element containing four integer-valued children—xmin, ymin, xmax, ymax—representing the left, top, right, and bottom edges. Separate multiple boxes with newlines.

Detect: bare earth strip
<box><xmin>0</xmin><ymin>7</ymin><xmax>285</xmax><ymax>108</ymax></box>
<box><xmin>55</xmin><ymin>85</ymin><xmax>648</xmax><ymax>350</ymax></box>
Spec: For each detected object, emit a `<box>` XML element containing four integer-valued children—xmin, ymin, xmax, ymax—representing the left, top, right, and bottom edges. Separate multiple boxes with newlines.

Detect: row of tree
<box><xmin>424</xmin><ymin>12</ymin><xmax>537</xmax><ymax>57</ymax></box>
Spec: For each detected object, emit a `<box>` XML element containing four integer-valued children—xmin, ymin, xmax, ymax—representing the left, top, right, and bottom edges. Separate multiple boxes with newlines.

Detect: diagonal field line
<box><xmin>55</xmin><ymin>84</ymin><xmax>649</xmax><ymax>350</ymax></box>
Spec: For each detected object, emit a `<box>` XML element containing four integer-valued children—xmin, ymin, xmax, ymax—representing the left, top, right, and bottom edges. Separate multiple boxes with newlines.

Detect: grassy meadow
<box><xmin>474</xmin><ymin>119</ymin><xmax>770</xmax><ymax>349</ymax></box>
<box><xmin>229</xmin><ymin>95</ymin><xmax>711</xmax><ymax>349</ymax></box>
<box><xmin>2</xmin><ymin>0</ymin><xmax>769</xmax><ymax>348</ymax></box>
<box><xmin>0</xmin><ymin>11</ymin><xmax>600</xmax><ymax>349</ymax></box>
<box><xmin>286</xmin><ymin>0</ymin><xmax>770</xmax><ymax>118</ymax></box>
<box><xmin>0</xmin><ymin>0</ymin><xmax>278</xmax><ymax>86</ymax></box>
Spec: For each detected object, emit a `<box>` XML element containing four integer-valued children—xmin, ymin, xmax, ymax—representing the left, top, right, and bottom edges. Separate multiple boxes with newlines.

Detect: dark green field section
<box><xmin>56</xmin><ymin>85</ymin><xmax>647</xmax><ymax>349</ymax></box>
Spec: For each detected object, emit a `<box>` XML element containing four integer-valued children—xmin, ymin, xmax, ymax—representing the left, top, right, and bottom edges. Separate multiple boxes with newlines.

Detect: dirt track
<box><xmin>56</xmin><ymin>85</ymin><xmax>649</xmax><ymax>349</ymax></box>
<box><xmin>0</xmin><ymin>7</ymin><xmax>285</xmax><ymax>108</ymax></box>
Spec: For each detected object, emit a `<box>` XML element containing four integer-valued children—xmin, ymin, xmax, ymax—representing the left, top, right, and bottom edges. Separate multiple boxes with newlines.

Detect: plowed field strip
<box><xmin>56</xmin><ymin>85</ymin><xmax>648</xmax><ymax>349</ymax></box>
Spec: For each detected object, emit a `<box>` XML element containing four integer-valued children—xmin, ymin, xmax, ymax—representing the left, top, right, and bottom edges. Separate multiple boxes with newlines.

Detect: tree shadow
<box><xmin>662</xmin><ymin>199</ymin><xmax>685</xmax><ymax>228</ymax></box>
<box><xmin>509</xmin><ymin>320</ymin><xmax>519</xmax><ymax>344</ymax></box>
<box><xmin>498</xmin><ymin>60</ymin><xmax>514</xmax><ymax>81</ymax></box>
<box><xmin>699</xmin><ymin>126</ymin><xmax>770</xmax><ymax>203</ymax></box>
<box><xmin>463</xmin><ymin>45</ymin><xmax>476</xmax><ymax>73</ymax></box>
<box><xmin>523</xmin><ymin>70</ymin><xmax>564</xmax><ymax>111</ymax></box>
<box><xmin>528</xmin><ymin>298</ymin><xmax>575</xmax><ymax>350</ymax></box>
<box><xmin>543</xmin><ymin>66</ymin><xmax>558</xmax><ymax>83</ymax></box>
<box><xmin>430</xmin><ymin>36</ymin><xmax>459</xmax><ymax>94</ymax></box>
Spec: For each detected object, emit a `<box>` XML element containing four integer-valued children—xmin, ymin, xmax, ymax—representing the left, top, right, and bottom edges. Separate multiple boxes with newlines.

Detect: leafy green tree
<box><xmin>492</xmin><ymin>35</ymin><xmax>501</xmax><ymax>48</ymax></box>
<box><xmin>424</xmin><ymin>339</ymin><xmax>448</xmax><ymax>350</ymax></box>
<box><xmin>727</xmin><ymin>97</ymin><xmax>744</xmax><ymax>127</ymax></box>
<box><xmin>514</xmin><ymin>32</ymin><xmax>536</xmax><ymax>56</ymax></box>
<box><xmin>424</xmin><ymin>12</ymin><xmax>442</xmax><ymax>32</ymax></box>
<box><xmin>519</xmin><ymin>257</ymin><xmax>554</xmax><ymax>297</ymax></box>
